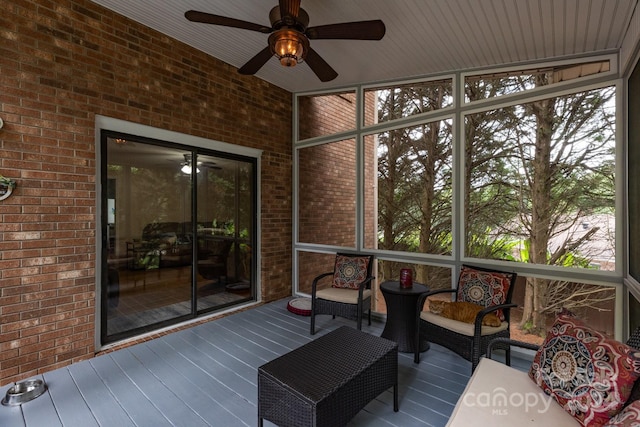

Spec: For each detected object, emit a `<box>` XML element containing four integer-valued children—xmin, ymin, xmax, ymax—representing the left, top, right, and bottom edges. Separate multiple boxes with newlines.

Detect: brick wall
<box><xmin>298</xmin><ymin>139</ymin><xmax>357</xmax><ymax>246</ymax></box>
<box><xmin>0</xmin><ymin>0</ymin><xmax>292</xmax><ymax>385</ymax></box>
<box><xmin>298</xmin><ymin>91</ymin><xmax>356</xmax><ymax>139</ymax></box>
<box><xmin>296</xmin><ymin>91</ymin><xmax>378</xmax><ymax>294</ymax></box>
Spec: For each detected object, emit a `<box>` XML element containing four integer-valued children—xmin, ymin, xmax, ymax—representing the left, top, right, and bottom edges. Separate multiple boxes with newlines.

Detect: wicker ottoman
<box><xmin>258</xmin><ymin>326</ymin><xmax>398</xmax><ymax>427</ymax></box>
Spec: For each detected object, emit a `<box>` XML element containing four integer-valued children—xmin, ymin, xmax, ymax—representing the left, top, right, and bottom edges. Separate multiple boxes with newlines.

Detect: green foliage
<box><xmin>376</xmin><ymin>81</ymin><xmax>615</xmax><ymax>267</ymax></box>
<box><xmin>374</xmin><ymin>67</ymin><xmax>616</xmax><ymax>339</ymax></box>
<box><xmin>521</xmin><ymin>320</ymin><xmax>535</xmax><ymax>333</ymax></box>
<box><xmin>466</xmin><ymin>231</ymin><xmax>518</xmax><ymax>261</ymax></box>
<box><xmin>508</xmin><ymin>238</ymin><xmax>593</xmax><ymax>268</ymax></box>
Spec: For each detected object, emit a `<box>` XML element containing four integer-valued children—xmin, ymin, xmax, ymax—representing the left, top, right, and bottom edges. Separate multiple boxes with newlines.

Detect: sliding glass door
<box><xmin>195</xmin><ymin>154</ymin><xmax>254</xmax><ymax>311</ymax></box>
<box><xmin>101</xmin><ymin>132</ymin><xmax>256</xmax><ymax>344</ymax></box>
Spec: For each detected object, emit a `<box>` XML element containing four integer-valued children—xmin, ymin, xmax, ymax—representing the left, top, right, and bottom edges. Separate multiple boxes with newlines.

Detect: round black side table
<box><xmin>380</xmin><ymin>280</ymin><xmax>430</xmax><ymax>353</ymax></box>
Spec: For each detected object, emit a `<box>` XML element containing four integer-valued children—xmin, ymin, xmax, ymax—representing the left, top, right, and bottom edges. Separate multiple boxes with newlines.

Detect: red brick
<box><xmin>1</xmin><ymin>0</ymin><xmax>292</xmax><ymax>386</ymax></box>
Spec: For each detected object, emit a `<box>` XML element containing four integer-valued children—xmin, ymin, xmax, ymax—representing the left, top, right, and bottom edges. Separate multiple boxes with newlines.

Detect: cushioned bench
<box><xmin>447</xmin><ymin>317</ymin><xmax>640</xmax><ymax>426</ymax></box>
<box><xmin>447</xmin><ymin>356</ymin><xmax>576</xmax><ymax>426</ymax></box>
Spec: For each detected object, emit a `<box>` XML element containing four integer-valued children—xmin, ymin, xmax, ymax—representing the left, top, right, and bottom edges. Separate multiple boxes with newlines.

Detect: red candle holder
<box><xmin>399</xmin><ymin>268</ymin><xmax>413</xmax><ymax>288</ymax></box>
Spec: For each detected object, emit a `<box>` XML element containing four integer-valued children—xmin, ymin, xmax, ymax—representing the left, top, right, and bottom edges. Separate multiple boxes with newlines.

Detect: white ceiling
<box><xmin>91</xmin><ymin>0</ymin><xmax>638</xmax><ymax>93</ymax></box>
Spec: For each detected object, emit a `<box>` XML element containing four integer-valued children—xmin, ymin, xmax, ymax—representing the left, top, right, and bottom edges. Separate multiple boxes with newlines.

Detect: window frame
<box><xmin>292</xmin><ymin>53</ymin><xmax>624</xmax><ymax>337</ymax></box>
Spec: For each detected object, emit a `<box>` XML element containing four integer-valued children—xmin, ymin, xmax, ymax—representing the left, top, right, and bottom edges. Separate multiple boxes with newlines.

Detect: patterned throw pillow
<box><xmin>332</xmin><ymin>255</ymin><xmax>370</xmax><ymax>290</ymax></box>
<box><xmin>604</xmin><ymin>400</ymin><xmax>640</xmax><ymax>426</ymax></box>
<box><xmin>456</xmin><ymin>266</ymin><xmax>512</xmax><ymax>320</ymax></box>
<box><xmin>529</xmin><ymin>315</ymin><xmax>640</xmax><ymax>427</ymax></box>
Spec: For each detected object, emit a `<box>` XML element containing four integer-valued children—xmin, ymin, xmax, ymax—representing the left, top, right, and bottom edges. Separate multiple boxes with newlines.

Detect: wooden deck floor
<box><xmin>0</xmin><ymin>298</ymin><xmax>530</xmax><ymax>427</ymax></box>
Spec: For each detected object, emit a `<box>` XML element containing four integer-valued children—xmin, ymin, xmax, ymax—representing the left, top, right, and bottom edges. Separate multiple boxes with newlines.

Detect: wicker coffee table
<box><xmin>258</xmin><ymin>326</ymin><xmax>398</xmax><ymax>427</ymax></box>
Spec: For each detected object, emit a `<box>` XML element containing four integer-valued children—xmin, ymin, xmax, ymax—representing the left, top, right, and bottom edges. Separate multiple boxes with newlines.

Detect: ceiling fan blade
<box><xmin>238</xmin><ymin>46</ymin><xmax>274</xmax><ymax>75</ymax></box>
<box><xmin>305</xmin><ymin>48</ymin><xmax>338</xmax><ymax>82</ymax></box>
<box><xmin>185</xmin><ymin>10</ymin><xmax>272</xmax><ymax>34</ymax></box>
<box><xmin>306</xmin><ymin>20</ymin><xmax>386</xmax><ymax>40</ymax></box>
<box><xmin>279</xmin><ymin>0</ymin><xmax>301</xmax><ymax>21</ymax></box>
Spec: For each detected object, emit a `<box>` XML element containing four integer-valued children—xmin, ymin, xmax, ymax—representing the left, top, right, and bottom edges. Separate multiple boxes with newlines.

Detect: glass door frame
<box><xmin>96</xmin><ymin>116</ymin><xmax>261</xmax><ymax>349</ymax></box>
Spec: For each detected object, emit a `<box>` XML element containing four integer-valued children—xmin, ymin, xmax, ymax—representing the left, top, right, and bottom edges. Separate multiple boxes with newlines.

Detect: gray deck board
<box><xmin>1</xmin><ymin>298</ymin><xmax>533</xmax><ymax>426</ymax></box>
<box><xmin>90</xmin><ymin>354</ymin><xmax>175</xmax><ymax>427</ymax></box>
<box><xmin>0</xmin><ymin>382</ymin><xmax>27</xmax><ymax>426</ymax></box>
<box><xmin>142</xmin><ymin>339</ymin><xmax>253</xmax><ymax>426</ymax></box>
<box><xmin>124</xmin><ymin>344</ymin><xmax>233</xmax><ymax>425</ymax></box>
<box><xmin>110</xmin><ymin>349</ymin><xmax>211</xmax><ymax>427</ymax></box>
<box><xmin>21</xmin><ymin>378</ymin><xmax>62</xmax><ymax>427</ymax></box>
<box><xmin>46</xmin><ymin>369</ymin><xmax>99</xmax><ymax>427</ymax></box>
<box><xmin>165</xmin><ymin>331</ymin><xmax>257</xmax><ymax>399</ymax></box>
<box><xmin>67</xmin><ymin>360</ymin><xmax>135</xmax><ymax>426</ymax></box>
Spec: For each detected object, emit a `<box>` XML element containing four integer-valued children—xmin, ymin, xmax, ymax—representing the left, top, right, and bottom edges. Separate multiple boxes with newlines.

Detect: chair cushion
<box><xmin>604</xmin><ymin>400</ymin><xmax>640</xmax><ymax>426</ymax></box>
<box><xmin>316</xmin><ymin>287</ymin><xmax>372</xmax><ymax>304</ymax></box>
<box><xmin>529</xmin><ymin>314</ymin><xmax>640</xmax><ymax>426</ymax></box>
<box><xmin>332</xmin><ymin>255</ymin><xmax>371</xmax><ymax>289</ymax></box>
<box><xmin>456</xmin><ymin>266</ymin><xmax>512</xmax><ymax>320</ymax></box>
<box><xmin>420</xmin><ymin>311</ymin><xmax>508</xmax><ymax>336</ymax></box>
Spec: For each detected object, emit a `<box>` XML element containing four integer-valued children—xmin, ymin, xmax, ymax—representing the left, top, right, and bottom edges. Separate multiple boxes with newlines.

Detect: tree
<box><xmin>466</xmin><ymin>72</ymin><xmax>616</xmax><ymax>334</ymax></box>
<box><xmin>375</xmin><ymin>83</ymin><xmax>453</xmax><ymax>287</ymax></box>
<box><xmin>464</xmin><ymin>80</ymin><xmax>521</xmax><ymax>258</ymax></box>
<box><xmin>373</xmin><ymin>67</ymin><xmax>615</xmax><ymax>332</ymax></box>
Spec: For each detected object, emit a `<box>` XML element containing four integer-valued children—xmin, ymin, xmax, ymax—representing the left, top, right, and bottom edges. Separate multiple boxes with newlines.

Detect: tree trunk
<box><xmin>520</xmin><ymin>277</ymin><xmax>535</xmax><ymax>330</ymax></box>
<box><xmin>525</xmin><ymin>75</ymin><xmax>555</xmax><ymax>332</ymax></box>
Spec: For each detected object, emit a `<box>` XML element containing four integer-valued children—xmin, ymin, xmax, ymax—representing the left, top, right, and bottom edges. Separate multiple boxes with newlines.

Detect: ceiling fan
<box><xmin>179</xmin><ymin>154</ymin><xmax>221</xmax><ymax>174</ymax></box>
<box><xmin>185</xmin><ymin>0</ymin><xmax>386</xmax><ymax>82</ymax></box>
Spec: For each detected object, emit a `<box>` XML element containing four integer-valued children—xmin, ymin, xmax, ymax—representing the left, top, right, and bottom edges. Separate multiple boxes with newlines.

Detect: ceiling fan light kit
<box><xmin>181</xmin><ymin>153</ymin><xmax>200</xmax><ymax>174</ymax></box>
<box><xmin>269</xmin><ymin>29</ymin><xmax>309</xmax><ymax>67</ymax></box>
<box><xmin>185</xmin><ymin>0</ymin><xmax>385</xmax><ymax>82</ymax></box>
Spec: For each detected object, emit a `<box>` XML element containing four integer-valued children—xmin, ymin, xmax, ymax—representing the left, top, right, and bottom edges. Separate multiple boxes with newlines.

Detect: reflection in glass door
<box><xmin>195</xmin><ymin>154</ymin><xmax>254</xmax><ymax>311</ymax></box>
<box><xmin>102</xmin><ymin>134</ymin><xmax>256</xmax><ymax>344</ymax></box>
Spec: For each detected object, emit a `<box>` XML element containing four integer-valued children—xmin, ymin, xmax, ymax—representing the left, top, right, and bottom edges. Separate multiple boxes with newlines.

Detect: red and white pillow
<box><xmin>456</xmin><ymin>266</ymin><xmax>512</xmax><ymax>320</ymax></box>
<box><xmin>332</xmin><ymin>255</ymin><xmax>370</xmax><ymax>290</ymax></box>
<box><xmin>604</xmin><ymin>401</ymin><xmax>640</xmax><ymax>426</ymax></box>
<box><xmin>529</xmin><ymin>314</ymin><xmax>640</xmax><ymax>426</ymax></box>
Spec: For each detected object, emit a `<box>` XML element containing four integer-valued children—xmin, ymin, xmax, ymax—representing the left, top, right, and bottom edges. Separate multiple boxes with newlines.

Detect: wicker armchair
<box><xmin>310</xmin><ymin>253</ymin><xmax>375</xmax><ymax>335</ymax></box>
<box><xmin>414</xmin><ymin>264</ymin><xmax>517</xmax><ymax>372</ymax></box>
